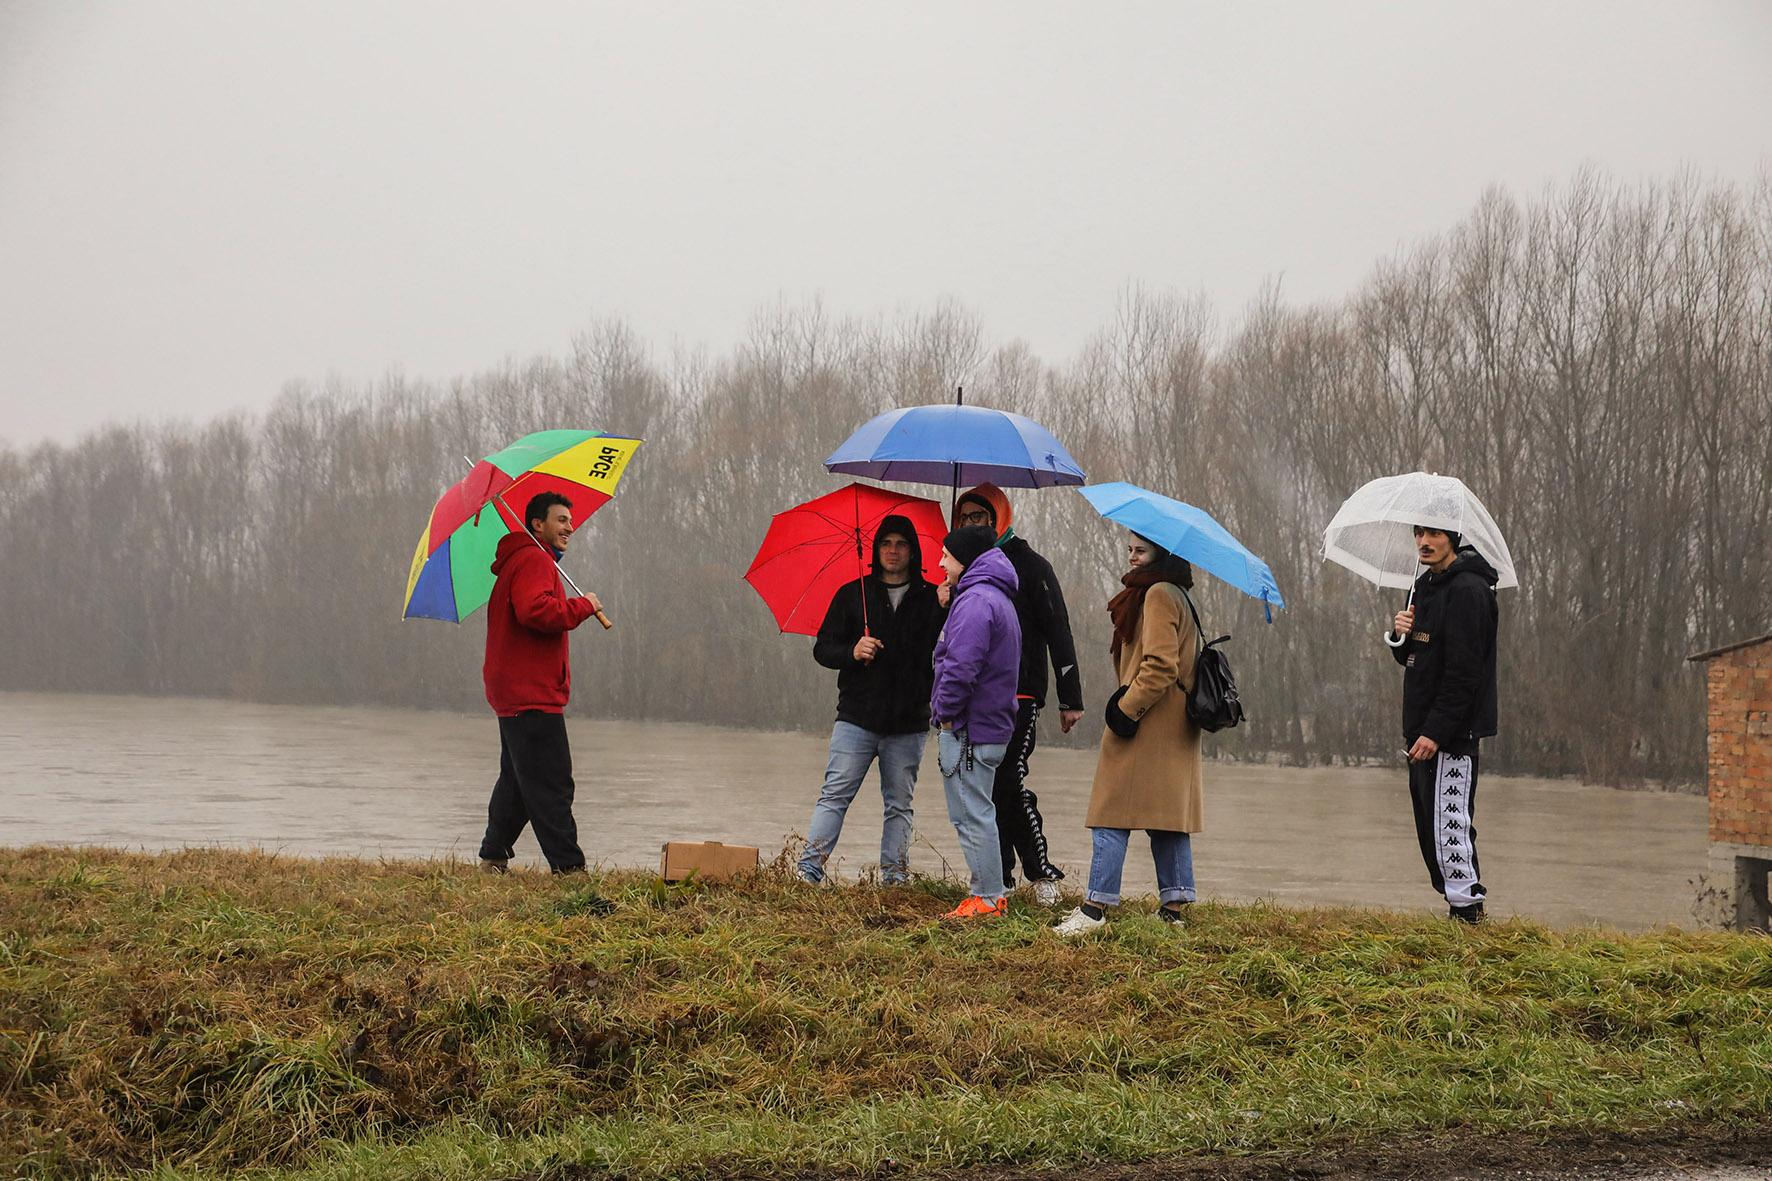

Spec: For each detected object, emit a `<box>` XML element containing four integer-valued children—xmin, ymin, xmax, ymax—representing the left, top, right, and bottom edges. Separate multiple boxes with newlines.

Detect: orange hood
<box><xmin>953</xmin><ymin>483</ymin><xmax>1013</xmax><ymax>538</ymax></box>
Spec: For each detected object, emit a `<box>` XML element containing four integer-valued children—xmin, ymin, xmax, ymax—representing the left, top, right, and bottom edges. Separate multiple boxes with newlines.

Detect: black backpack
<box><xmin>1179</xmin><ymin>588</ymin><xmax>1244</xmax><ymax>732</ymax></box>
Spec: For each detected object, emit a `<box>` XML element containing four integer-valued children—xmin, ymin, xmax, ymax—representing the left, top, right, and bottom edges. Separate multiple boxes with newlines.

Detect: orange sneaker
<box><xmin>941</xmin><ymin>895</ymin><xmax>1007</xmax><ymax>920</ymax></box>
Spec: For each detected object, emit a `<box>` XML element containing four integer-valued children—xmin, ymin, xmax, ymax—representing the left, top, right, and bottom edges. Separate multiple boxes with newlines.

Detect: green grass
<box><xmin>1</xmin><ymin>847</ymin><xmax>1769</xmax><ymax>1179</ymax></box>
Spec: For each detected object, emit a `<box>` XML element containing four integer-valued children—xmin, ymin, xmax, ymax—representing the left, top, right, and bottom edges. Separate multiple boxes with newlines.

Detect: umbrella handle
<box><xmin>851</xmin><ymin>506</ymin><xmax>871</xmax><ymax>639</ymax></box>
<box><xmin>482</xmin><ymin>475</ymin><xmax>613</xmax><ymax>630</ymax></box>
<box><xmin>553</xmin><ymin>552</ymin><xmax>612</xmax><ymax>629</ymax></box>
<box><xmin>950</xmin><ymin>384</ymin><xmax>963</xmax><ymax>519</ymax></box>
<box><xmin>1382</xmin><ymin>586</ymin><xmax>1415</xmax><ymax>647</ymax></box>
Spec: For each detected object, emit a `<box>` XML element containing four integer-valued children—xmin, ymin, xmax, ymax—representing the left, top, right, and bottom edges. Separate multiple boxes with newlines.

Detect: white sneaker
<box><xmin>1050</xmin><ymin>906</ymin><xmax>1106</xmax><ymax>938</ymax></box>
<box><xmin>1031</xmin><ymin>878</ymin><xmax>1063</xmax><ymax>907</ymax></box>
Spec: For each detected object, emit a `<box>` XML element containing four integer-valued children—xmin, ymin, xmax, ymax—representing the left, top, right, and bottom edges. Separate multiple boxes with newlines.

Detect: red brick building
<box><xmin>1689</xmin><ymin>632</ymin><xmax>1772</xmax><ymax>930</ymax></box>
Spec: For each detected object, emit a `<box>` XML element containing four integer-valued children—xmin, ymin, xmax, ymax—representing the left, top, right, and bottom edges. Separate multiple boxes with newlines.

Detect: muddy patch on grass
<box><xmin>964</xmin><ymin>1129</ymin><xmax>1772</xmax><ymax>1181</ymax></box>
<box><xmin>526</xmin><ymin>1128</ymin><xmax>1772</xmax><ymax>1181</ymax></box>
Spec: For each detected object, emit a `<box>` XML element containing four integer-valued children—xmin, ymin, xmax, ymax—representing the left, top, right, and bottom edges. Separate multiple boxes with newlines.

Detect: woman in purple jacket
<box><xmin>929</xmin><ymin>525</ymin><xmax>1023</xmax><ymax>920</ymax></box>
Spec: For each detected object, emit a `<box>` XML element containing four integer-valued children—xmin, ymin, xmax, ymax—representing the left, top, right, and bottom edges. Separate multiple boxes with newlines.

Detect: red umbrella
<box><xmin>744</xmin><ymin>482</ymin><xmax>948</xmax><ymax>636</ymax></box>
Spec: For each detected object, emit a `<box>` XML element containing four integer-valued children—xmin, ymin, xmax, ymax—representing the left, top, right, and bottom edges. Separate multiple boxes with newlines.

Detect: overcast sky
<box><xmin>2</xmin><ymin>1</ymin><xmax>1768</xmax><ymax>446</ymax></box>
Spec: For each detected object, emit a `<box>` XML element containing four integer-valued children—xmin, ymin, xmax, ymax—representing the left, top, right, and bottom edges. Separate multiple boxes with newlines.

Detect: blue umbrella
<box><xmin>1077</xmin><ymin>481</ymin><xmax>1285</xmax><ymax>621</ymax></box>
<box><xmin>824</xmin><ymin>404</ymin><xmax>1086</xmax><ymax>489</ymax></box>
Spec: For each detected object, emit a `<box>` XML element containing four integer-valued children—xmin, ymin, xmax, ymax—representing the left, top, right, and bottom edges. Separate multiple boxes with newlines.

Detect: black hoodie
<box><xmin>999</xmin><ymin>536</ymin><xmax>1084</xmax><ymax>712</ymax></box>
<box><xmin>813</xmin><ymin>515</ymin><xmax>946</xmax><ymax>735</ymax></box>
<box><xmin>1390</xmin><ymin>547</ymin><xmax>1500</xmax><ymax>749</ymax></box>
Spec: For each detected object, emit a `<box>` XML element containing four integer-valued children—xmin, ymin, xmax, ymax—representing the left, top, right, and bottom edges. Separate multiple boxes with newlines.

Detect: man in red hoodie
<box><xmin>478</xmin><ymin>491</ymin><xmax>603</xmax><ymax>874</ymax></box>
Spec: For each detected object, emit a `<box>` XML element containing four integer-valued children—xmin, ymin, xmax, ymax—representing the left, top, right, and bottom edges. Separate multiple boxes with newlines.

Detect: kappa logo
<box><xmin>1446</xmin><ymin>851</ymin><xmax>1466</xmax><ymax>864</ymax></box>
<box><xmin>1443</xmin><ymin>820</ymin><xmax>1463</xmax><ymax>834</ymax></box>
<box><xmin>1443</xmin><ymin>764</ymin><xmax>1466</xmax><ymax>780</ymax></box>
<box><xmin>1444</xmin><ymin>802</ymin><xmax>1461</xmax><ymax>814</ymax></box>
<box><xmin>1448</xmin><ymin>868</ymin><xmax>1469</xmax><ymax>880</ymax></box>
<box><xmin>1444</xmin><ymin>785</ymin><xmax>1461</xmax><ymax>798</ymax></box>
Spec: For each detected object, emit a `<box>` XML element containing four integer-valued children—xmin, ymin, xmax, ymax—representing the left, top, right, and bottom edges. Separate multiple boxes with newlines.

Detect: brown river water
<box><xmin>0</xmin><ymin>691</ymin><xmax>1709</xmax><ymax>931</ymax></box>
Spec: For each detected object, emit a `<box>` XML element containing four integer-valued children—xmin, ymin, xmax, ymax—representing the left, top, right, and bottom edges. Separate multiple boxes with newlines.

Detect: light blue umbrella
<box><xmin>824</xmin><ymin>403</ymin><xmax>1086</xmax><ymax>489</ymax></box>
<box><xmin>1077</xmin><ymin>481</ymin><xmax>1284</xmax><ymax>621</ymax></box>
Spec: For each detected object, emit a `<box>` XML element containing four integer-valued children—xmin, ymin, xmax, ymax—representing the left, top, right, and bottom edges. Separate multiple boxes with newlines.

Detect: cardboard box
<box><xmin>660</xmin><ymin>840</ymin><xmax>760</xmax><ymax>882</ymax></box>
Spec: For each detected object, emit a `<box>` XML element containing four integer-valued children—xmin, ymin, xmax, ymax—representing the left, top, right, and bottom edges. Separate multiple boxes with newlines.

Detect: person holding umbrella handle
<box><xmin>477</xmin><ymin>492</ymin><xmax>606</xmax><ymax>875</ymax></box>
<box><xmin>797</xmin><ymin>517</ymin><xmax>945</xmax><ymax>887</ymax></box>
<box><xmin>1321</xmin><ymin>470</ymin><xmax>1513</xmax><ymax>924</ymax></box>
<box><xmin>1388</xmin><ymin>523</ymin><xmax>1501</xmax><ymax>923</ymax></box>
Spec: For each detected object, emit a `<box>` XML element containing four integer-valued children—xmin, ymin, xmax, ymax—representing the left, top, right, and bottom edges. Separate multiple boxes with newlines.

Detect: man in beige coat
<box><xmin>1054</xmin><ymin>532</ymin><xmax>1202</xmax><ymax>936</ymax></box>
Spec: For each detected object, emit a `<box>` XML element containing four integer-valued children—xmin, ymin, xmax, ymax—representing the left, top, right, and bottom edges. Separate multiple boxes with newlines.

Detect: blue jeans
<box><xmin>938</xmin><ymin>729</ymin><xmax>1008</xmax><ymax>900</ymax></box>
<box><xmin>1086</xmin><ymin>827</ymin><xmax>1196</xmax><ymax>907</ymax></box>
<box><xmin>799</xmin><ymin>722</ymin><xmax>926</xmax><ymax>884</ymax></box>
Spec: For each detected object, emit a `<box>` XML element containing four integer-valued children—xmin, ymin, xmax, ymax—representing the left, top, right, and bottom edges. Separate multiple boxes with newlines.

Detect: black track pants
<box><xmin>1406</xmin><ymin>746</ymin><xmax>1484</xmax><ymax>908</ymax></box>
<box><xmin>479</xmin><ymin>711</ymin><xmax>586</xmax><ymax>872</ymax></box>
<box><xmin>992</xmin><ymin>699</ymin><xmax>1064</xmax><ymax>888</ymax></box>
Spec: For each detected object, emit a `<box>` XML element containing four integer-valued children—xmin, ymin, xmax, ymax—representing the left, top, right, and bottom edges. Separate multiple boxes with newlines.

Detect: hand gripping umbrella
<box><xmin>404</xmin><ymin>429</ymin><xmax>642</xmax><ymax>624</ymax></box>
<box><xmin>1321</xmin><ymin>471</ymin><xmax>1517</xmax><ymax>646</ymax></box>
<box><xmin>744</xmin><ymin>483</ymin><xmax>948</xmax><ymax>637</ymax></box>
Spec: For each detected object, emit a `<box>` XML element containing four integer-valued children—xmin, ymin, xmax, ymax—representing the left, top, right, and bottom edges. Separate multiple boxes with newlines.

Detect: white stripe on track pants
<box><xmin>1406</xmin><ymin>747</ymin><xmax>1485</xmax><ymax>908</ymax></box>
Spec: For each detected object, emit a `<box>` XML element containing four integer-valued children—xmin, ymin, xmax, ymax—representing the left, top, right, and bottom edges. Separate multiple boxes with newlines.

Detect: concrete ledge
<box><xmin>1709</xmin><ymin>839</ymin><xmax>1772</xmax><ymax>859</ymax></box>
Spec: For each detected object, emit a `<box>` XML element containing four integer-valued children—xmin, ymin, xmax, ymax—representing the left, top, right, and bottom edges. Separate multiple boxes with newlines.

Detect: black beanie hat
<box><xmin>1415</xmin><ymin>524</ymin><xmax>1463</xmax><ymax>550</ymax></box>
<box><xmin>942</xmin><ymin>524</ymin><xmax>996</xmax><ymax>569</ymax></box>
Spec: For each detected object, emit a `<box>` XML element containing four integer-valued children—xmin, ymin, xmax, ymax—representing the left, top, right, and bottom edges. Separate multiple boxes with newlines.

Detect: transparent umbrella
<box><xmin>1322</xmin><ymin>471</ymin><xmax>1517</xmax><ymax>646</ymax></box>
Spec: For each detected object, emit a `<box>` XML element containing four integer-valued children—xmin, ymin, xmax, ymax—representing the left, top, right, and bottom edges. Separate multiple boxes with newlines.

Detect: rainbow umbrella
<box><xmin>403</xmin><ymin>429</ymin><xmax>642</xmax><ymax>623</ymax></box>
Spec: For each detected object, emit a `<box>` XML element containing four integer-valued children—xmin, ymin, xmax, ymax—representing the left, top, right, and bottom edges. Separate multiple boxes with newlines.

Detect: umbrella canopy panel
<box><xmin>1078</xmin><ymin>481</ymin><xmax>1285</xmax><ymax>613</ymax></box>
<box><xmin>824</xmin><ymin>404</ymin><xmax>1085</xmax><ymax>488</ymax></box>
<box><xmin>404</xmin><ymin>431</ymin><xmax>642</xmax><ymax>622</ymax></box>
<box><xmin>1322</xmin><ymin>471</ymin><xmax>1518</xmax><ymax>590</ymax></box>
<box><xmin>745</xmin><ymin>482</ymin><xmax>949</xmax><ymax>636</ymax></box>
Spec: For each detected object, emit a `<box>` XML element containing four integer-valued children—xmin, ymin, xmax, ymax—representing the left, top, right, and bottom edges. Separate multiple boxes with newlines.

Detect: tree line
<box><xmin>2</xmin><ymin>170</ymin><xmax>1767</xmax><ymax>784</ymax></box>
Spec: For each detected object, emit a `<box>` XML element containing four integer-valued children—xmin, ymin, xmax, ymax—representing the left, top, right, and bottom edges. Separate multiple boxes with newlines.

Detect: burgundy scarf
<box><xmin>1108</xmin><ymin>558</ymin><xmax>1193</xmax><ymax>661</ymax></box>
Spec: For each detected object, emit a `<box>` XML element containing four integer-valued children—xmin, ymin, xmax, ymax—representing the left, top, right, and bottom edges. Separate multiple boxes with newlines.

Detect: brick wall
<box><xmin>1708</xmin><ymin>639</ymin><xmax>1772</xmax><ymax>847</ymax></box>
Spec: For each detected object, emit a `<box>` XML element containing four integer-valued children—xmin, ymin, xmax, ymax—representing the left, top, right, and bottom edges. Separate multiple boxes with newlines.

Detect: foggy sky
<box><xmin>2</xmin><ymin>0</ymin><xmax>1769</xmax><ymax>446</ymax></box>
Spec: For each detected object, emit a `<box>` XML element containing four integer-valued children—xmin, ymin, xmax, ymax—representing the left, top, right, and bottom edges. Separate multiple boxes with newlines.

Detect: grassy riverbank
<box><xmin>3</xmin><ymin>848</ymin><xmax>1769</xmax><ymax>1179</ymax></box>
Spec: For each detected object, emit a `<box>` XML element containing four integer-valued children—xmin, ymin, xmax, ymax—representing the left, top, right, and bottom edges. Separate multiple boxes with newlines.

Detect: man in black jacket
<box><xmin>953</xmin><ymin>484</ymin><xmax>1085</xmax><ymax>905</ymax></box>
<box><xmin>797</xmin><ymin>515</ymin><xmax>945</xmax><ymax>885</ymax></box>
<box><xmin>1387</xmin><ymin>524</ymin><xmax>1500</xmax><ymax>923</ymax></box>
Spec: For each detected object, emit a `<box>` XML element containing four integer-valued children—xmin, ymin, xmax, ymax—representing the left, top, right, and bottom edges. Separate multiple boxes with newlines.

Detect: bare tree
<box><xmin>2</xmin><ymin>173</ymin><xmax>1766</xmax><ymax>784</ymax></box>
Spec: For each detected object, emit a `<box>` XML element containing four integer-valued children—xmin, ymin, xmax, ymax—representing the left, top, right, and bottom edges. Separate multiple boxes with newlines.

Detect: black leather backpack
<box><xmin>1180</xmin><ymin>588</ymin><xmax>1244</xmax><ymax>732</ymax></box>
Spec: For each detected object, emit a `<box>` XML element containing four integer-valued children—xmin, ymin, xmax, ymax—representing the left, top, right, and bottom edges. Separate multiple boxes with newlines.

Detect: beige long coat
<box><xmin>1084</xmin><ymin>582</ymin><xmax>1204</xmax><ymax>832</ymax></box>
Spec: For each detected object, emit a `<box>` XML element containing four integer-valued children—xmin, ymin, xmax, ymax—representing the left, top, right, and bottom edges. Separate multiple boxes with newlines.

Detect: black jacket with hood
<box><xmin>1000</xmin><ymin>537</ymin><xmax>1084</xmax><ymax>712</ymax></box>
<box><xmin>813</xmin><ymin>515</ymin><xmax>945</xmax><ymax>735</ymax></box>
<box><xmin>1389</xmin><ymin>546</ymin><xmax>1500</xmax><ymax>750</ymax></box>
